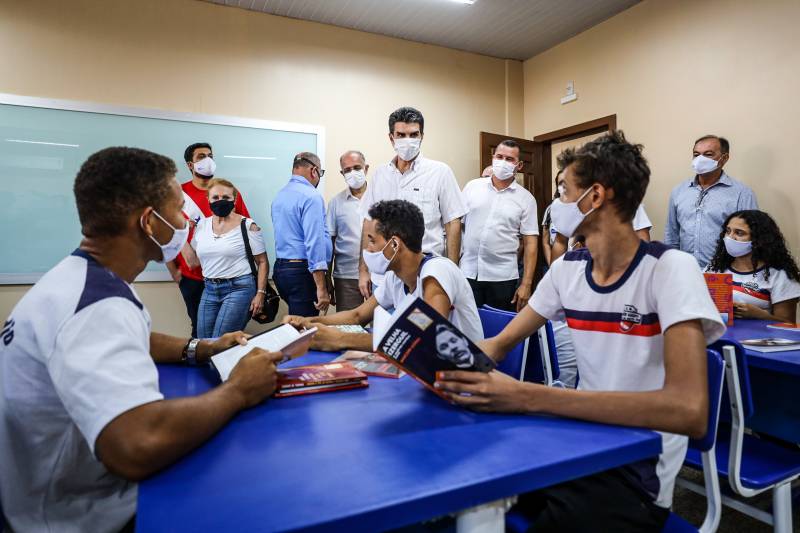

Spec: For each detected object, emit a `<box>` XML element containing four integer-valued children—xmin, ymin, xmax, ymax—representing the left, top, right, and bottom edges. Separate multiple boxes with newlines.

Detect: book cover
<box><xmin>704</xmin><ymin>273</ymin><xmax>734</xmax><ymax>326</ymax></box>
<box><xmin>274</xmin><ymin>362</ymin><xmax>368</xmax><ymax>397</ymax></box>
<box><xmin>740</xmin><ymin>337</ymin><xmax>800</xmax><ymax>353</ymax></box>
<box><xmin>333</xmin><ymin>351</ymin><xmax>406</xmax><ymax>379</ymax></box>
<box><xmin>767</xmin><ymin>323</ymin><xmax>800</xmax><ymax>332</ymax></box>
<box><xmin>374</xmin><ymin>297</ymin><xmax>496</xmax><ymax>400</ymax></box>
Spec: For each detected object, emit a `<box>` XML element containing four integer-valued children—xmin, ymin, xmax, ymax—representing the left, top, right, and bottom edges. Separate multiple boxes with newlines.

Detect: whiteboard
<box><xmin>0</xmin><ymin>93</ymin><xmax>324</xmax><ymax>284</ymax></box>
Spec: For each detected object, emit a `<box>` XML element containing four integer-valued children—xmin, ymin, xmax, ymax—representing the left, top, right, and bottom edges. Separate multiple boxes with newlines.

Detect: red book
<box><xmin>704</xmin><ymin>273</ymin><xmax>734</xmax><ymax>326</ymax></box>
<box><xmin>274</xmin><ymin>362</ymin><xmax>368</xmax><ymax>398</ymax></box>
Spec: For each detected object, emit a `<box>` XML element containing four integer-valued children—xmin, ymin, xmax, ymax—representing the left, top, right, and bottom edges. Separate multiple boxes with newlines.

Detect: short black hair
<box><xmin>293</xmin><ymin>151</ymin><xmax>321</xmax><ymax>170</ymax></box>
<box><xmin>388</xmin><ymin>107</ymin><xmax>424</xmax><ymax>135</ymax></box>
<box><xmin>557</xmin><ymin>130</ymin><xmax>649</xmax><ymax>223</ymax></box>
<box><xmin>184</xmin><ymin>142</ymin><xmax>212</xmax><ymax>162</ymax></box>
<box><xmin>74</xmin><ymin>147</ymin><xmax>177</xmax><ymax>238</ymax></box>
<box><xmin>368</xmin><ymin>200</ymin><xmax>424</xmax><ymax>253</ymax></box>
<box><xmin>694</xmin><ymin>135</ymin><xmax>729</xmax><ymax>154</ymax></box>
<box><xmin>496</xmin><ymin>139</ymin><xmax>521</xmax><ymax>158</ymax></box>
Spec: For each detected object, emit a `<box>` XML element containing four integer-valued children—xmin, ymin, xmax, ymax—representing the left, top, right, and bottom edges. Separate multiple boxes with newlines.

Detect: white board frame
<box><xmin>0</xmin><ymin>92</ymin><xmax>326</xmax><ymax>284</ymax></box>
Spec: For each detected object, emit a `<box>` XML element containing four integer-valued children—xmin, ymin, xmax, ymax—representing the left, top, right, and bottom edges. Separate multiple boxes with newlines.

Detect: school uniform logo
<box><xmin>741</xmin><ymin>280</ymin><xmax>760</xmax><ymax>294</ymax></box>
<box><xmin>620</xmin><ymin>304</ymin><xmax>642</xmax><ymax>332</ymax></box>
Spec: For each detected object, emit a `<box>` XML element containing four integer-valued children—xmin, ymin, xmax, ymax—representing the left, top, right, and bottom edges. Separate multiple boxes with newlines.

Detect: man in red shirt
<box><xmin>168</xmin><ymin>143</ymin><xmax>251</xmax><ymax>337</ymax></box>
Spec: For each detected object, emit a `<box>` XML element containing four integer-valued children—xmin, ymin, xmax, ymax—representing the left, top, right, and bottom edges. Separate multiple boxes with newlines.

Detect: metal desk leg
<box><xmin>455</xmin><ymin>498</ymin><xmax>515</xmax><ymax>533</ymax></box>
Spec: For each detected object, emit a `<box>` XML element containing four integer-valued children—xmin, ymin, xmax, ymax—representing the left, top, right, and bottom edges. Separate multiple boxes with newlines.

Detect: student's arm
<box><xmin>734</xmin><ymin>298</ymin><xmax>798</xmax><ymax>323</ymax></box>
<box><xmin>149</xmin><ymin>331</ymin><xmax>250</xmax><ymax>364</ymax></box>
<box><xmin>444</xmin><ymin>219</ymin><xmax>462</xmax><ymax>265</ymax></box>
<box><xmin>283</xmin><ymin>297</ymin><xmax>380</xmax><ymax>352</ymax></box>
<box><xmin>512</xmin><ymin>234</ymin><xmax>538</xmax><ymax>311</ymax></box>
<box><xmin>96</xmin><ymin>348</ymin><xmax>282</xmax><ymax>480</ymax></box>
<box><xmin>436</xmin><ymin>319</ymin><xmax>709</xmax><ymax>438</ymax></box>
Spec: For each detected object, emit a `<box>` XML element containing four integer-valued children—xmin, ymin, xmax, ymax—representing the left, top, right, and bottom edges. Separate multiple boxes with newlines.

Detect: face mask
<box><xmin>724</xmin><ymin>236</ymin><xmax>752</xmax><ymax>257</ymax></box>
<box><xmin>393</xmin><ymin>137</ymin><xmax>421</xmax><ymax>162</ymax></box>
<box><xmin>492</xmin><ymin>159</ymin><xmax>517</xmax><ymax>181</ymax></box>
<box><xmin>362</xmin><ymin>239</ymin><xmax>398</xmax><ymax>275</ymax></box>
<box><xmin>692</xmin><ymin>155</ymin><xmax>719</xmax><ymax>175</ymax></box>
<box><xmin>344</xmin><ymin>169</ymin><xmax>366</xmax><ymax>190</ymax></box>
<box><xmin>549</xmin><ymin>187</ymin><xmax>595</xmax><ymax>239</ymax></box>
<box><xmin>210</xmin><ymin>199</ymin><xmax>235</xmax><ymax>217</ymax></box>
<box><xmin>142</xmin><ymin>210</ymin><xmax>189</xmax><ymax>263</ymax></box>
<box><xmin>192</xmin><ymin>157</ymin><xmax>216</xmax><ymax>178</ymax></box>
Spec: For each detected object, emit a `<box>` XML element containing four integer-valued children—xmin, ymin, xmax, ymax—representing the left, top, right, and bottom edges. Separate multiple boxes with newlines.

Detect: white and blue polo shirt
<box><xmin>530</xmin><ymin>240</ymin><xmax>726</xmax><ymax>508</ymax></box>
<box><xmin>0</xmin><ymin>250</ymin><xmax>163</xmax><ymax>533</ymax></box>
<box><xmin>721</xmin><ymin>266</ymin><xmax>800</xmax><ymax>311</ymax></box>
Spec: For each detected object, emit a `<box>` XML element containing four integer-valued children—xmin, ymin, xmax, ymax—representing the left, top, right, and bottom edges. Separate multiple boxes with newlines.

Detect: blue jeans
<box><xmin>198</xmin><ymin>274</ymin><xmax>256</xmax><ymax>338</ymax></box>
<box><xmin>273</xmin><ymin>259</ymin><xmax>318</xmax><ymax>317</ymax></box>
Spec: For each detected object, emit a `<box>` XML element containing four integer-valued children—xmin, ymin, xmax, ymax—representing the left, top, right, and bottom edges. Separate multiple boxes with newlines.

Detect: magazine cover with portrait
<box><xmin>375</xmin><ymin>297</ymin><xmax>495</xmax><ymax>400</ymax></box>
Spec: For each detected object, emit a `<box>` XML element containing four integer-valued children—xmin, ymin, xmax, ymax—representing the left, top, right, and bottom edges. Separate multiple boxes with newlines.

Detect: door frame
<box><xmin>532</xmin><ymin>114</ymin><xmax>617</xmax><ymax>200</ymax></box>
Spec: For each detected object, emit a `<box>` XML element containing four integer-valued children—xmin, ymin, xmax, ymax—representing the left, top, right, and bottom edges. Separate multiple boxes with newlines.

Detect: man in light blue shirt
<box><xmin>664</xmin><ymin>135</ymin><xmax>757</xmax><ymax>268</ymax></box>
<box><xmin>271</xmin><ymin>152</ymin><xmax>332</xmax><ymax>317</ymax></box>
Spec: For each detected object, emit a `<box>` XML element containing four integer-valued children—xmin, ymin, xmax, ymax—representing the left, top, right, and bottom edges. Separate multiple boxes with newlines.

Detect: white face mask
<box><xmin>142</xmin><ymin>210</ymin><xmax>189</xmax><ymax>263</ymax></box>
<box><xmin>724</xmin><ymin>236</ymin><xmax>752</xmax><ymax>258</ymax></box>
<box><xmin>692</xmin><ymin>155</ymin><xmax>719</xmax><ymax>175</ymax></box>
<box><xmin>192</xmin><ymin>157</ymin><xmax>216</xmax><ymax>178</ymax></box>
<box><xmin>549</xmin><ymin>187</ymin><xmax>595</xmax><ymax>239</ymax></box>
<box><xmin>393</xmin><ymin>137</ymin><xmax>421</xmax><ymax>162</ymax></box>
<box><xmin>492</xmin><ymin>159</ymin><xmax>517</xmax><ymax>181</ymax></box>
<box><xmin>344</xmin><ymin>169</ymin><xmax>366</xmax><ymax>190</ymax></box>
<box><xmin>362</xmin><ymin>239</ymin><xmax>398</xmax><ymax>276</ymax></box>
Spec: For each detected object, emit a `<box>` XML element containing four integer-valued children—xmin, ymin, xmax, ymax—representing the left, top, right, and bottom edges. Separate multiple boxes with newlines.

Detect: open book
<box><xmin>211</xmin><ymin>324</ymin><xmax>317</xmax><ymax>381</ymax></box>
<box><xmin>374</xmin><ymin>296</ymin><xmax>495</xmax><ymax>400</ymax></box>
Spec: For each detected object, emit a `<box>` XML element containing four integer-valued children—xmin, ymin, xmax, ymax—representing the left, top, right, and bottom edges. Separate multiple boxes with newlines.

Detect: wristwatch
<box><xmin>181</xmin><ymin>338</ymin><xmax>201</xmax><ymax>366</ymax></box>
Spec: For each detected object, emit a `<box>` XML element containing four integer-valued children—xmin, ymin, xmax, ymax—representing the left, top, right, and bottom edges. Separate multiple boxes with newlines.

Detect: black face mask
<box><xmin>210</xmin><ymin>199</ymin><xmax>235</xmax><ymax>217</ymax></box>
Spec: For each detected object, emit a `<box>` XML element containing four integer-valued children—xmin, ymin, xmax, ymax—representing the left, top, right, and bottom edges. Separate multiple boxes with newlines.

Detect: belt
<box><xmin>276</xmin><ymin>258</ymin><xmax>308</xmax><ymax>263</ymax></box>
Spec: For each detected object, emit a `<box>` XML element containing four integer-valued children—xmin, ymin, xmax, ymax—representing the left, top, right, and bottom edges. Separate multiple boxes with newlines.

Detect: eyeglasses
<box><xmin>295</xmin><ymin>157</ymin><xmax>325</xmax><ymax>178</ymax></box>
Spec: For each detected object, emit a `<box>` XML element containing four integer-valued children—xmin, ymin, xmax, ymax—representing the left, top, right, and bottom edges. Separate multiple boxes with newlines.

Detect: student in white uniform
<box><xmin>285</xmin><ymin>200</ymin><xmax>482</xmax><ymax>352</ymax></box>
<box><xmin>461</xmin><ymin>139</ymin><xmax>539</xmax><ymax>312</ymax></box>
<box><xmin>436</xmin><ymin>131</ymin><xmax>725</xmax><ymax>531</ymax></box>
<box><xmin>706</xmin><ymin>209</ymin><xmax>800</xmax><ymax>323</ymax></box>
<box><xmin>0</xmin><ymin>147</ymin><xmax>282</xmax><ymax>533</ymax></box>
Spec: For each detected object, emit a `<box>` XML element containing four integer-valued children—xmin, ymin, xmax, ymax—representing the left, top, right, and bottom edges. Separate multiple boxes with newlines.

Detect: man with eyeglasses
<box><xmin>271</xmin><ymin>152</ymin><xmax>332</xmax><ymax>316</ymax></box>
<box><xmin>665</xmin><ymin>135</ymin><xmax>757</xmax><ymax>268</ymax></box>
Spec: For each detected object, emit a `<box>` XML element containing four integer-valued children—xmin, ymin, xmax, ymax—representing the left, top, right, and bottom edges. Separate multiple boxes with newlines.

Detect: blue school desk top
<box><xmin>721</xmin><ymin>320</ymin><xmax>800</xmax><ymax>376</ymax></box>
<box><xmin>137</xmin><ymin>351</ymin><xmax>661</xmax><ymax>533</ymax></box>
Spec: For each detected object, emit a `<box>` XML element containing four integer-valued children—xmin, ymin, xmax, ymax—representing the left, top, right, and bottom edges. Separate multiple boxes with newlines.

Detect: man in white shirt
<box><xmin>285</xmin><ymin>200</ymin><xmax>482</xmax><ymax>352</ymax></box>
<box><xmin>357</xmin><ymin>107</ymin><xmax>467</xmax><ymax>298</ymax></box>
<box><xmin>436</xmin><ymin>131</ymin><xmax>725</xmax><ymax>531</ymax></box>
<box><xmin>0</xmin><ymin>147</ymin><xmax>282</xmax><ymax>533</ymax></box>
<box><xmin>327</xmin><ymin>150</ymin><xmax>369</xmax><ymax>311</ymax></box>
<box><xmin>462</xmin><ymin>140</ymin><xmax>539</xmax><ymax>312</ymax></box>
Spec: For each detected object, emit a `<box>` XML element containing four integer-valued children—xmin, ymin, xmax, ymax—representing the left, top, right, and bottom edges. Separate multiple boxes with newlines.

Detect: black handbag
<box><xmin>240</xmin><ymin>219</ymin><xmax>280</xmax><ymax>324</ymax></box>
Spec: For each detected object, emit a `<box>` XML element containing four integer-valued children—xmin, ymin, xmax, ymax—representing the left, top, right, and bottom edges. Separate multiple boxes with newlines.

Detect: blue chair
<box><xmin>669</xmin><ymin>348</ymin><xmax>726</xmax><ymax>532</ymax></box>
<box><xmin>521</xmin><ymin>321</ymin><xmax>560</xmax><ymax>386</ymax></box>
<box><xmin>683</xmin><ymin>340</ymin><xmax>800</xmax><ymax>533</ymax></box>
<box><xmin>508</xmin><ymin>349</ymin><xmax>726</xmax><ymax>533</ymax></box>
<box><xmin>478</xmin><ymin>306</ymin><xmax>526</xmax><ymax>380</ymax></box>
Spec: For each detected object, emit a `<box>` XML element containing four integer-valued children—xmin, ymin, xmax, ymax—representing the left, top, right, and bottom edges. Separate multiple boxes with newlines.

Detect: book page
<box><xmin>212</xmin><ymin>324</ymin><xmax>303</xmax><ymax>381</ymax></box>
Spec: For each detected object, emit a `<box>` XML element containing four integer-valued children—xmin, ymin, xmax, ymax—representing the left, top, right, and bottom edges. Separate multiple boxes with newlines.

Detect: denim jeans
<box><xmin>273</xmin><ymin>259</ymin><xmax>318</xmax><ymax>317</ymax></box>
<box><xmin>198</xmin><ymin>274</ymin><xmax>256</xmax><ymax>338</ymax></box>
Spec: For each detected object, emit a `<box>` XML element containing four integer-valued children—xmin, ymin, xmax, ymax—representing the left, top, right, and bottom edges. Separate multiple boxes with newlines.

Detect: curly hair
<box><xmin>707</xmin><ymin>210</ymin><xmax>800</xmax><ymax>282</ymax></box>
<box><xmin>74</xmin><ymin>147</ymin><xmax>177</xmax><ymax>238</ymax></box>
<box><xmin>367</xmin><ymin>200</ymin><xmax>424</xmax><ymax>253</ymax></box>
<box><xmin>557</xmin><ymin>130</ymin><xmax>649</xmax><ymax>222</ymax></box>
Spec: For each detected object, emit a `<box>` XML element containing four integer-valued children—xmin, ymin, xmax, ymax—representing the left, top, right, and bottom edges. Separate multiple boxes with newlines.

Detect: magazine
<box><xmin>332</xmin><ymin>351</ymin><xmax>405</xmax><ymax>378</ymax></box>
<box><xmin>374</xmin><ymin>297</ymin><xmax>495</xmax><ymax>400</ymax></box>
<box><xmin>704</xmin><ymin>273</ymin><xmax>734</xmax><ymax>326</ymax></box>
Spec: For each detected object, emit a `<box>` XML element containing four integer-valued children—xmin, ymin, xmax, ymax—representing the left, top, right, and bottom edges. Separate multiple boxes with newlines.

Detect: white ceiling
<box><xmin>201</xmin><ymin>0</ymin><xmax>640</xmax><ymax>61</ymax></box>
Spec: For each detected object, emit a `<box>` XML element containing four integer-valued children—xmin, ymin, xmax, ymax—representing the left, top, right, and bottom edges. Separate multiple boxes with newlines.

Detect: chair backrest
<box><xmin>478</xmin><ymin>305</ymin><xmax>526</xmax><ymax>380</ymax></box>
<box><xmin>541</xmin><ymin>321</ymin><xmax>560</xmax><ymax>381</ymax></box>
<box><xmin>690</xmin><ymin>349</ymin><xmax>726</xmax><ymax>452</ymax></box>
<box><xmin>521</xmin><ymin>321</ymin><xmax>560</xmax><ymax>385</ymax></box>
<box><xmin>711</xmin><ymin>339</ymin><xmax>754</xmax><ymax>422</ymax></box>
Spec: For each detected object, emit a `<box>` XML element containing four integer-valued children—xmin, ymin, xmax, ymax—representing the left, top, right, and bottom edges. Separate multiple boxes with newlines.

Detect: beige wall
<box><xmin>0</xmin><ymin>0</ymin><xmax>523</xmax><ymax>335</ymax></box>
<box><xmin>524</xmin><ymin>0</ymin><xmax>800</xmax><ymax>253</ymax></box>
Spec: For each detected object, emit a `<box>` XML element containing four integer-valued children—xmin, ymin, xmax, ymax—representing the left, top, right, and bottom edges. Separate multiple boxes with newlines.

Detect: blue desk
<box><xmin>137</xmin><ymin>352</ymin><xmax>661</xmax><ymax>533</ymax></box>
<box><xmin>722</xmin><ymin>320</ymin><xmax>800</xmax><ymax>443</ymax></box>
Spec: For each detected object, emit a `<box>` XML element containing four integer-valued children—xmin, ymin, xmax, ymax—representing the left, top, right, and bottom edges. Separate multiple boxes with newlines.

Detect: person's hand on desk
<box><xmin>226</xmin><ymin>349</ymin><xmax>284</xmax><ymax>407</ymax></box>
<box><xmin>733</xmin><ymin>302</ymin><xmax>768</xmax><ymax>320</ymax></box>
<box><xmin>282</xmin><ymin>315</ymin><xmax>318</xmax><ymax>330</ymax></box>
<box><xmin>306</xmin><ymin>323</ymin><xmax>346</xmax><ymax>352</ymax></box>
<box><xmin>434</xmin><ymin>370</ymin><xmax>532</xmax><ymax>413</ymax></box>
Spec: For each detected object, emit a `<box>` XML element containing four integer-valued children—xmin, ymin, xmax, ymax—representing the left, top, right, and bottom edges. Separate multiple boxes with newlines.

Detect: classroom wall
<box><xmin>523</xmin><ymin>0</ymin><xmax>800</xmax><ymax>257</ymax></box>
<box><xmin>0</xmin><ymin>0</ymin><xmax>523</xmax><ymax>336</ymax></box>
